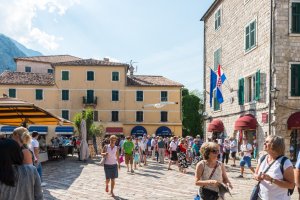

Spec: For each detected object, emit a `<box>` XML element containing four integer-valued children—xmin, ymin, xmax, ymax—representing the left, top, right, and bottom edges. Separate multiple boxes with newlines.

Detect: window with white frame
<box><xmin>214</xmin><ymin>48</ymin><xmax>221</xmax><ymax>70</ymax></box>
<box><xmin>215</xmin><ymin>8</ymin><xmax>221</xmax><ymax>30</ymax></box>
<box><xmin>245</xmin><ymin>75</ymin><xmax>256</xmax><ymax>103</ymax></box>
<box><xmin>290</xmin><ymin>64</ymin><xmax>300</xmax><ymax>96</ymax></box>
<box><xmin>291</xmin><ymin>1</ymin><xmax>300</xmax><ymax>34</ymax></box>
<box><xmin>245</xmin><ymin>20</ymin><xmax>256</xmax><ymax>52</ymax></box>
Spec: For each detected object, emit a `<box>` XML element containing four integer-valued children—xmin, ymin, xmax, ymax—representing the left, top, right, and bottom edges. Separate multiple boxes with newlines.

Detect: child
<box><xmin>134</xmin><ymin>138</ymin><xmax>142</xmax><ymax>170</ymax></box>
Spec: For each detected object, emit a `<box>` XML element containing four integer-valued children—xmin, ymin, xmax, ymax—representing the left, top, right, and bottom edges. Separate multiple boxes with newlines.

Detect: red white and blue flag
<box><xmin>216</xmin><ymin>65</ymin><xmax>227</xmax><ymax>104</ymax></box>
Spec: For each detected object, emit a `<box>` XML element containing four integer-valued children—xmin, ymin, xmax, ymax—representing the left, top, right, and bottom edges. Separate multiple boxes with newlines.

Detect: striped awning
<box><xmin>55</xmin><ymin>126</ymin><xmax>74</xmax><ymax>135</ymax></box>
<box><xmin>28</xmin><ymin>126</ymin><xmax>48</xmax><ymax>135</ymax></box>
<box><xmin>0</xmin><ymin>126</ymin><xmax>17</xmax><ymax>134</ymax></box>
<box><xmin>0</xmin><ymin>97</ymin><xmax>72</xmax><ymax>126</ymax></box>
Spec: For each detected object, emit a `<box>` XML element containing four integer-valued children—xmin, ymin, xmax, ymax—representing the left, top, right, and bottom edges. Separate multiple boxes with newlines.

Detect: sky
<box><xmin>0</xmin><ymin>0</ymin><xmax>214</xmax><ymax>91</ymax></box>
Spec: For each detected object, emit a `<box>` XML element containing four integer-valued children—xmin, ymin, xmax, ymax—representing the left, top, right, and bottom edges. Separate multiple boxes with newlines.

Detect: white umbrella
<box><xmin>80</xmin><ymin>119</ymin><xmax>89</xmax><ymax>161</ymax></box>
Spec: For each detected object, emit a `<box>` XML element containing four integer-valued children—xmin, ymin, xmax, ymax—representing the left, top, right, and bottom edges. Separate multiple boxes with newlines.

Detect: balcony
<box><xmin>82</xmin><ymin>96</ymin><xmax>98</xmax><ymax>107</ymax></box>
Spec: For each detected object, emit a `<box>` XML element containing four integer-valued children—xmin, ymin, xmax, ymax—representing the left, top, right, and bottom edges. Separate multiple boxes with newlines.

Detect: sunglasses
<box><xmin>210</xmin><ymin>149</ymin><xmax>219</xmax><ymax>154</ymax></box>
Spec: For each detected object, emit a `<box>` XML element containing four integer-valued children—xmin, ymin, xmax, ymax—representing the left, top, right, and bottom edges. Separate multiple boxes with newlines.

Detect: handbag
<box><xmin>199</xmin><ymin>161</ymin><xmax>219</xmax><ymax>200</ymax></box>
<box><xmin>119</xmin><ymin>155</ymin><xmax>124</xmax><ymax>163</ymax></box>
<box><xmin>250</xmin><ymin>155</ymin><xmax>283</xmax><ymax>200</ymax></box>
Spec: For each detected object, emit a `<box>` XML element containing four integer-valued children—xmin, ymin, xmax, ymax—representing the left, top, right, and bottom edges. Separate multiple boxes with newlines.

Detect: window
<box><xmin>238</xmin><ymin>70</ymin><xmax>261</xmax><ymax>104</ymax></box>
<box><xmin>112</xmin><ymin>90</ymin><xmax>119</xmax><ymax>101</ymax></box>
<box><xmin>25</xmin><ymin>66</ymin><xmax>31</xmax><ymax>72</ymax></box>
<box><xmin>35</xmin><ymin>89</ymin><xmax>43</xmax><ymax>100</ymax></box>
<box><xmin>62</xmin><ymin>110</ymin><xmax>69</xmax><ymax>120</ymax></box>
<box><xmin>62</xmin><ymin>71</ymin><xmax>69</xmax><ymax>80</ymax></box>
<box><xmin>93</xmin><ymin>111</ymin><xmax>98</xmax><ymax>121</ymax></box>
<box><xmin>87</xmin><ymin>71</ymin><xmax>94</xmax><ymax>81</ymax></box>
<box><xmin>290</xmin><ymin>64</ymin><xmax>300</xmax><ymax>96</ymax></box>
<box><xmin>215</xmin><ymin>8</ymin><xmax>221</xmax><ymax>30</ymax></box>
<box><xmin>87</xmin><ymin>90</ymin><xmax>94</xmax><ymax>104</ymax></box>
<box><xmin>213</xmin><ymin>90</ymin><xmax>220</xmax><ymax>111</ymax></box>
<box><xmin>245</xmin><ymin>20</ymin><xmax>256</xmax><ymax>51</ymax></box>
<box><xmin>161</xmin><ymin>91</ymin><xmax>168</xmax><ymax>102</ymax></box>
<box><xmin>160</xmin><ymin>111</ymin><xmax>168</xmax><ymax>122</ymax></box>
<box><xmin>48</xmin><ymin>69</ymin><xmax>53</xmax><ymax>74</ymax></box>
<box><xmin>291</xmin><ymin>2</ymin><xmax>300</xmax><ymax>33</ymax></box>
<box><xmin>62</xmin><ymin>90</ymin><xmax>69</xmax><ymax>101</ymax></box>
<box><xmin>214</xmin><ymin>48</ymin><xmax>221</xmax><ymax>70</ymax></box>
<box><xmin>8</xmin><ymin>89</ymin><xmax>16</xmax><ymax>98</ymax></box>
<box><xmin>136</xmin><ymin>111</ymin><xmax>143</xmax><ymax>122</ymax></box>
<box><xmin>112</xmin><ymin>72</ymin><xmax>119</xmax><ymax>81</ymax></box>
<box><xmin>112</xmin><ymin>111</ymin><xmax>119</xmax><ymax>122</ymax></box>
<box><xmin>136</xmin><ymin>91</ymin><xmax>143</xmax><ymax>101</ymax></box>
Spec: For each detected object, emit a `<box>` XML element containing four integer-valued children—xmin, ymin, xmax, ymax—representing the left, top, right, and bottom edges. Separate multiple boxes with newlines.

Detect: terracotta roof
<box><xmin>0</xmin><ymin>71</ymin><xmax>54</xmax><ymax>86</ymax></box>
<box><xmin>127</xmin><ymin>75</ymin><xmax>183</xmax><ymax>87</ymax></box>
<box><xmin>14</xmin><ymin>55</ymin><xmax>82</xmax><ymax>64</ymax></box>
<box><xmin>52</xmin><ymin>58</ymin><xmax>129</xmax><ymax>67</ymax></box>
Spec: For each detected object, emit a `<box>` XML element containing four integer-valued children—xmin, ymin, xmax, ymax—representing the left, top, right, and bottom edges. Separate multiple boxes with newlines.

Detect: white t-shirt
<box><xmin>169</xmin><ymin>141</ymin><xmax>177</xmax><ymax>151</ymax></box>
<box><xmin>30</xmin><ymin>138</ymin><xmax>39</xmax><ymax>161</ymax></box>
<box><xmin>139</xmin><ymin>141</ymin><xmax>146</xmax><ymax>151</ymax></box>
<box><xmin>258</xmin><ymin>156</ymin><xmax>293</xmax><ymax>200</ymax></box>
<box><xmin>230</xmin><ymin>140</ymin><xmax>237</xmax><ymax>153</ymax></box>
<box><xmin>240</xmin><ymin>143</ymin><xmax>252</xmax><ymax>157</ymax></box>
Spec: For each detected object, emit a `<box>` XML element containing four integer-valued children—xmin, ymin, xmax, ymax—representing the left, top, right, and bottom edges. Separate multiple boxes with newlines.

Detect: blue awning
<box><xmin>0</xmin><ymin>126</ymin><xmax>17</xmax><ymax>134</ymax></box>
<box><xmin>131</xmin><ymin>126</ymin><xmax>147</xmax><ymax>137</ymax></box>
<box><xmin>28</xmin><ymin>126</ymin><xmax>48</xmax><ymax>135</ymax></box>
<box><xmin>55</xmin><ymin>126</ymin><xmax>74</xmax><ymax>135</ymax></box>
<box><xmin>156</xmin><ymin>126</ymin><xmax>172</xmax><ymax>136</ymax></box>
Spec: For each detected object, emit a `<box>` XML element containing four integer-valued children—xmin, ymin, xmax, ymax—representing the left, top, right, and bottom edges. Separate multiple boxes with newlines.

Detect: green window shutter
<box><xmin>292</xmin><ymin>3</ymin><xmax>300</xmax><ymax>33</ymax></box>
<box><xmin>245</xmin><ymin>26</ymin><xmax>250</xmax><ymax>50</ymax></box>
<box><xmin>136</xmin><ymin>91</ymin><xmax>143</xmax><ymax>101</ymax></box>
<box><xmin>238</xmin><ymin>78</ymin><xmax>244</xmax><ymax>105</ymax></box>
<box><xmin>215</xmin><ymin>12</ymin><xmax>218</xmax><ymax>30</ymax></box>
<box><xmin>9</xmin><ymin>89</ymin><xmax>16</xmax><ymax>98</ymax></box>
<box><xmin>255</xmin><ymin>70</ymin><xmax>261</xmax><ymax>100</ymax></box>
<box><xmin>62</xmin><ymin>71</ymin><xmax>69</xmax><ymax>80</ymax></box>
<box><xmin>214</xmin><ymin>48</ymin><xmax>221</xmax><ymax>70</ymax></box>
<box><xmin>291</xmin><ymin>65</ymin><xmax>300</xmax><ymax>96</ymax></box>
<box><xmin>250</xmin><ymin>21</ymin><xmax>256</xmax><ymax>48</ymax></box>
<box><xmin>87</xmin><ymin>90</ymin><xmax>94</xmax><ymax>103</ymax></box>
<box><xmin>62</xmin><ymin>90</ymin><xmax>69</xmax><ymax>100</ymax></box>
<box><xmin>36</xmin><ymin>89</ymin><xmax>43</xmax><ymax>100</ymax></box>
<box><xmin>112</xmin><ymin>72</ymin><xmax>119</xmax><ymax>81</ymax></box>
<box><xmin>112</xmin><ymin>90</ymin><xmax>119</xmax><ymax>101</ymax></box>
<box><xmin>87</xmin><ymin>71</ymin><xmax>94</xmax><ymax>81</ymax></box>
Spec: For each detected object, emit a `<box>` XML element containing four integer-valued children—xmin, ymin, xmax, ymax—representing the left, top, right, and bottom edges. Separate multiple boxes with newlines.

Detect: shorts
<box><xmin>104</xmin><ymin>164</ymin><xmax>118</xmax><ymax>179</ymax></box>
<box><xmin>170</xmin><ymin>151</ymin><xmax>178</xmax><ymax>161</ymax></box>
<box><xmin>231</xmin><ymin>152</ymin><xmax>236</xmax><ymax>158</ymax></box>
<box><xmin>125</xmin><ymin>153</ymin><xmax>133</xmax><ymax>164</ymax></box>
<box><xmin>240</xmin><ymin>156</ymin><xmax>251</xmax><ymax>167</ymax></box>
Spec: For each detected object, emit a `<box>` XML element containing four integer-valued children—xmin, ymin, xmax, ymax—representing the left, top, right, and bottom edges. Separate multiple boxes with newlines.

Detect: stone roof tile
<box><xmin>127</xmin><ymin>75</ymin><xmax>183</xmax><ymax>87</ymax></box>
<box><xmin>0</xmin><ymin>71</ymin><xmax>54</xmax><ymax>86</ymax></box>
<box><xmin>14</xmin><ymin>55</ymin><xmax>82</xmax><ymax>63</ymax></box>
<box><xmin>52</xmin><ymin>58</ymin><xmax>129</xmax><ymax>67</ymax></box>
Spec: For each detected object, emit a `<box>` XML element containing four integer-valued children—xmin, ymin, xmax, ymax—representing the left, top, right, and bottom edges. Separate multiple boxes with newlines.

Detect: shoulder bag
<box><xmin>199</xmin><ymin>161</ymin><xmax>219</xmax><ymax>200</ymax></box>
<box><xmin>250</xmin><ymin>155</ymin><xmax>282</xmax><ymax>200</ymax></box>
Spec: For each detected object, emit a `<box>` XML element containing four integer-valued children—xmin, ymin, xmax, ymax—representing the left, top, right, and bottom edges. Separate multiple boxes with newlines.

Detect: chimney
<box><xmin>103</xmin><ymin>57</ymin><xmax>109</xmax><ymax>62</ymax></box>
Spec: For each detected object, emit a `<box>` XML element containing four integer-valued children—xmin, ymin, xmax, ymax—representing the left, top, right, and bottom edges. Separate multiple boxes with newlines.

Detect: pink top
<box><xmin>105</xmin><ymin>145</ymin><xmax>118</xmax><ymax>165</ymax></box>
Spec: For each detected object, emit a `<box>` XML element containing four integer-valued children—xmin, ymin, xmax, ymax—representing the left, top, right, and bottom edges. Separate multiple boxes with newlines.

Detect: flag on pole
<box><xmin>210</xmin><ymin>68</ymin><xmax>217</xmax><ymax>107</ymax></box>
<box><xmin>216</xmin><ymin>65</ymin><xmax>227</xmax><ymax>103</ymax></box>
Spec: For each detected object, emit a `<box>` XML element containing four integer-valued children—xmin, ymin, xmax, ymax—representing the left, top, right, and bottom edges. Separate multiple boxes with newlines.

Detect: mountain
<box><xmin>0</xmin><ymin>34</ymin><xmax>42</xmax><ymax>73</ymax></box>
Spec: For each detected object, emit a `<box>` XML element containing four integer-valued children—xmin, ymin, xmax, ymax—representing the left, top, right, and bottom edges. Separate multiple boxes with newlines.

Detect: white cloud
<box><xmin>0</xmin><ymin>0</ymin><xmax>80</xmax><ymax>50</ymax></box>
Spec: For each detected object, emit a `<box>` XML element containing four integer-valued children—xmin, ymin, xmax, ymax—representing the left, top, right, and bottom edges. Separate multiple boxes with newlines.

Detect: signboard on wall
<box><xmin>262</xmin><ymin>113</ymin><xmax>268</xmax><ymax>123</ymax></box>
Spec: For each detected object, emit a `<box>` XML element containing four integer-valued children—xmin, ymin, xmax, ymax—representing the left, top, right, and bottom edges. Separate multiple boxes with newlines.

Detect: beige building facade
<box><xmin>0</xmin><ymin>56</ymin><xmax>183</xmax><ymax>144</ymax></box>
<box><xmin>202</xmin><ymin>0</ymin><xmax>300</xmax><ymax>158</ymax></box>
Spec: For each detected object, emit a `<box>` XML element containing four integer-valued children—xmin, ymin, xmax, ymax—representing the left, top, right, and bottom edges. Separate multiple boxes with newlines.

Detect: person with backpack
<box><xmin>253</xmin><ymin>135</ymin><xmax>295</xmax><ymax>200</ymax></box>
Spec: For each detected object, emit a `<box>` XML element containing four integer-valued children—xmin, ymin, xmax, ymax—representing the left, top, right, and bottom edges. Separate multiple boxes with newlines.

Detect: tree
<box><xmin>182</xmin><ymin>88</ymin><xmax>204</xmax><ymax>137</ymax></box>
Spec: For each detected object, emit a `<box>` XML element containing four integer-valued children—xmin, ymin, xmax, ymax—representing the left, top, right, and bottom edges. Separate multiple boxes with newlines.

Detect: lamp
<box><xmin>270</xmin><ymin>87</ymin><xmax>280</xmax><ymax>100</ymax></box>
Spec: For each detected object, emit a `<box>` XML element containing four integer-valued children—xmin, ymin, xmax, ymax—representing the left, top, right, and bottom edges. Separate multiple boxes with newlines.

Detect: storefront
<box><xmin>105</xmin><ymin>127</ymin><xmax>123</xmax><ymax>136</ymax></box>
<box><xmin>234</xmin><ymin>114</ymin><xmax>257</xmax><ymax>151</ymax></box>
<box><xmin>131</xmin><ymin>126</ymin><xmax>147</xmax><ymax>138</ymax></box>
<box><xmin>207</xmin><ymin>119</ymin><xmax>224</xmax><ymax>140</ymax></box>
<box><xmin>55</xmin><ymin>126</ymin><xmax>74</xmax><ymax>137</ymax></box>
<box><xmin>156</xmin><ymin>126</ymin><xmax>172</xmax><ymax>137</ymax></box>
<box><xmin>0</xmin><ymin>125</ymin><xmax>17</xmax><ymax>138</ymax></box>
<box><xmin>288</xmin><ymin>112</ymin><xmax>300</xmax><ymax>161</ymax></box>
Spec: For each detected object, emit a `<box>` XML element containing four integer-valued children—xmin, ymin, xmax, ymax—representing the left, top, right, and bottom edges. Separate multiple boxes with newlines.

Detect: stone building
<box><xmin>0</xmin><ymin>55</ymin><xmax>183</xmax><ymax>144</ymax></box>
<box><xmin>201</xmin><ymin>0</ymin><xmax>300</xmax><ymax>159</ymax></box>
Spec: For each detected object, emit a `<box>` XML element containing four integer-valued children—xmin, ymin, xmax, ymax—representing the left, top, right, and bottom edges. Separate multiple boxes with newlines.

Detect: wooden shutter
<box><xmin>292</xmin><ymin>3</ymin><xmax>300</xmax><ymax>33</ymax></box>
<box><xmin>245</xmin><ymin>26</ymin><xmax>250</xmax><ymax>50</ymax></box>
<box><xmin>255</xmin><ymin>70</ymin><xmax>261</xmax><ymax>100</ymax></box>
<box><xmin>238</xmin><ymin>78</ymin><xmax>244</xmax><ymax>105</ymax></box>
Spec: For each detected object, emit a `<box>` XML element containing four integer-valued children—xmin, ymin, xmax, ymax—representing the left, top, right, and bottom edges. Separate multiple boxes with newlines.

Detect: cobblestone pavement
<box><xmin>42</xmin><ymin>156</ymin><xmax>298</xmax><ymax>200</ymax></box>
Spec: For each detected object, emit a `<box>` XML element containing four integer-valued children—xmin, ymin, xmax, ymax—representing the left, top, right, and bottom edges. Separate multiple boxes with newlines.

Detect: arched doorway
<box><xmin>156</xmin><ymin>126</ymin><xmax>172</xmax><ymax>137</ymax></box>
<box><xmin>131</xmin><ymin>126</ymin><xmax>147</xmax><ymax>138</ymax></box>
<box><xmin>288</xmin><ymin>112</ymin><xmax>300</xmax><ymax>161</ymax></box>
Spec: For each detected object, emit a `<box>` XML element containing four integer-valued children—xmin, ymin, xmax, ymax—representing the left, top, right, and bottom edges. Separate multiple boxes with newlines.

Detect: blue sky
<box><xmin>0</xmin><ymin>0</ymin><xmax>214</xmax><ymax>91</ymax></box>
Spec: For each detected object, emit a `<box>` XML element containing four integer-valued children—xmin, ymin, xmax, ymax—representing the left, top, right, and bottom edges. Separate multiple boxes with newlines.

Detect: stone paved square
<box><xmin>42</xmin><ymin>157</ymin><xmax>298</xmax><ymax>200</ymax></box>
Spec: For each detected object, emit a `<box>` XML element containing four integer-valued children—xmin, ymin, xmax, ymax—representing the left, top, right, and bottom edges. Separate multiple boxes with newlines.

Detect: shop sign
<box><xmin>262</xmin><ymin>113</ymin><xmax>268</xmax><ymax>123</ymax></box>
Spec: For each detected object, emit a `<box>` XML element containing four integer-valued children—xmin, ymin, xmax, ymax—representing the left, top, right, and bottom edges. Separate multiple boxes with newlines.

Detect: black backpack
<box><xmin>260</xmin><ymin>154</ymin><xmax>294</xmax><ymax>196</ymax></box>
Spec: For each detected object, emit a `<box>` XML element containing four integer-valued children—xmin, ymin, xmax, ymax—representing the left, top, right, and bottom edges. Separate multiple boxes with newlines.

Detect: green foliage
<box><xmin>182</xmin><ymin>88</ymin><xmax>204</xmax><ymax>137</ymax></box>
<box><xmin>73</xmin><ymin>108</ymin><xmax>99</xmax><ymax>139</ymax></box>
<box><xmin>90</xmin><ymin>123</ymin><xmax>104</xmax><ymax>137</ymax></box>
<box><xmin>73</xmin><ymin>112</ymin><xmax>83</xmax><ymax>133</ymax></box>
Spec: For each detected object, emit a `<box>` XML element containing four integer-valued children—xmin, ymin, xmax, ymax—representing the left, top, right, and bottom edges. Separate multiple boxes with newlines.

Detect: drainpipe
<box><xmin>203</xmin><ymin>22</ymin><xmax>207</xmax><ymax>140</ymax></box>
<box><xmin>269</xmin><ymin>0</ymin><xmax>275</xmax><ymax>136</ymax></box>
